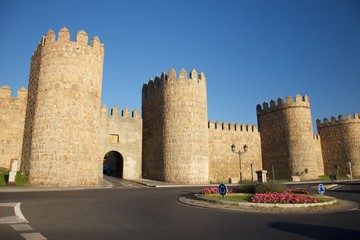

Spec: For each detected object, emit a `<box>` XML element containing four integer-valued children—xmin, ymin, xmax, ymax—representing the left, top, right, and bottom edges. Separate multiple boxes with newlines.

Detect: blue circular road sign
<box><xmin>318</xmin><ymin>184</ymin><xmax>325</xmax><ymax>195</ymax></box>
<box><xmin>218</xmin><ymin>183</ymin><xmax>227</xmax><ymax>197</ymax></box>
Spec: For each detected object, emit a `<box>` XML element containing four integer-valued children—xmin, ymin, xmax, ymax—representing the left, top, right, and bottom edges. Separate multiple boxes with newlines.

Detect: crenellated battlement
<box><xmin>42</xmin><ymin>27</ymin><xmax>103</xmax><ymax>47</ymax></box>
<box><xmin>316</xmin><ymin>113</ymin><xmax>360</xmax><ymax>128</ymax></box>
<box><xmin>100</xmin><ymin>105</ymin><xmax>141</xmax><ymax>120</ymax></box>
<box><xmin>0</xmin><ymin>85</ymin><xmax>27</xmax><ymax>99</ymax></box>
<box><xmin>208</xmin><ymin>120</ymin><xmax>258</xmax><ymax>133</ymax></box>
<box><xmin>313</xmin><ymin>133</ymin><xmax>320</xmax><ymax>140</ymax></box>
<box><xmin>256</xmin><ymin>94</ymin><xmax>310</xmax><ymax>115</ymax></box>
<box><xmin>142</xmin><ymin>68</ymin><xmax>206</xmax><ymax>99</ymax></box>
<box><xmin>33</xmin><ymin>27</ymin><xmax>104</xmax><ymax>58</ymax></box>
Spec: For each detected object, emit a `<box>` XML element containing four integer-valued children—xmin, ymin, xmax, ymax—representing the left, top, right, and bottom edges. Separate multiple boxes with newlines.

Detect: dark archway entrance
<box><xmin>103</xmin><ymin>151</ymin><xmax>123</xmax><ymax>178</ymax></box>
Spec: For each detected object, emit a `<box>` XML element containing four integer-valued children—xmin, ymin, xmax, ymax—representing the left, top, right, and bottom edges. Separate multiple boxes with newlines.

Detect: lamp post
<box><xmin>335</xmin><ymin>164</ymin><xmax>339</xmax><ymax>177</ymax></box>
<box><xmin>250</xmin><ymin>162</ymin><xmax>254</xmax><ymax>183</ymax></box>
<box><xmin>231</xmin><ymin>144</ymin><xmax>248</xmax><ymax>184</ymax></box>
<box><xmin>349</xmin><ymin>162</ymin><xmax>353</xmax><ymax>180</ymax></box>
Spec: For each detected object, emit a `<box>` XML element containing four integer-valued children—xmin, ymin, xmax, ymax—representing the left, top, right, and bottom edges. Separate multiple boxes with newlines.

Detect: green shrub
<box><xmin>255</xmin><ymin>182</ymin><xmax>286</xmax><ymax>193</ymax></box>
<box><xmin>237</xmin><ymin>184</ymin><xmax>256</xmax><ymax>194</ymax></box>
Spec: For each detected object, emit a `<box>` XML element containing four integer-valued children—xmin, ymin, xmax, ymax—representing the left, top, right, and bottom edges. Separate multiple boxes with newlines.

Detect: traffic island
<box><xmin>178</xmin><ymin>194</ymin><xmax>358</xmax><ymax>213</ymax></box>
<box><xmin>178</xmin><ymin>185</ymin><xmax>359</xmax><ymax>213</ymax></box>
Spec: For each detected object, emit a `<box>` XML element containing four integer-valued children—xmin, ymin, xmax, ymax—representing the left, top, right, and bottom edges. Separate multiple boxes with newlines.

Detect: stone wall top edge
<box><xmin>316</xmin><ymin>113</ymin><xmax>360</xmax><ymax>127</ymax></box>
<box><xmin>256</xmin><ymin>94</ymin><xmax>310</xmax><ymax>115</ymax></box>
<box><xmin>0</xmin><ymin>85</ymin><xmax>27</xmax><ymax>99</ymax></box>
<box><xmin>208</xmin><ymin>120</ymin><xmax>258</xmax><ymax>133</ymax></box>
<box><xmin>312</xmin><ymin>133</ymin><xmax>320</xmax><ymax>140</ymax></box>
<box><xmin>100</xmin><ymin>105</ymin><xmax>142</xmax><ymax>120</ymax></box>
<box><xmin>142</xmin><ymin>68</ymin><xmax>206</xmax><ymax>97</ymax></box>
<box><xmin>33</xmin><ymin>27</ymin><xmax>104</xmax><ymax>54</ymax></box>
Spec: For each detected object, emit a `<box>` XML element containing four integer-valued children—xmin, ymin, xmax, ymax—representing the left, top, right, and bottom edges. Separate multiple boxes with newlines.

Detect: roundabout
<box><xmin>178</xmin><ymin>184</ymin><xmax>359</xmax><ymax>214</ymax></box>
<box><xmin>178</xmin><ymin>194</ymin><xmax>358</xmax><ymax>214</ymax></box>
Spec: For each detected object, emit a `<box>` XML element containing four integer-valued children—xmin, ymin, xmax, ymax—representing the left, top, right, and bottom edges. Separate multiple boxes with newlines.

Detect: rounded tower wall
<box><xmin>142</xmin><ymin>76</ymin><xmax>165</xmax><ymax>181</ymax></box>
<box><xmin>21</xmin><ymin>28</ymin><xmax>104</xmax><ymax>186</ymax></box>
<box><xmin>317</xmin><ymin>114</ymin><xmax>360</xmax><ymax>178</ymax></box>
<box><xmin>257</xmin><ymin>95</ymin><xmax>323</xmax><ymax>180</ymax></box>
<box><xmin>142</xmin><ymin>69</ymin><xmax>209</xmax><ymax>184</ymax></box>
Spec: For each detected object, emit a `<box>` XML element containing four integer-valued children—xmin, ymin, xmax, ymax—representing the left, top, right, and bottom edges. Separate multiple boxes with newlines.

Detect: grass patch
<box><xmin>0</xmin><ymin>170</ymin><xmax>28</xmax><ymax>187</ymax></box>
<box><xmin>313</xmin><ymin>195</ymin><xmax>334</xmax><ymax>203</ymax></box>
<box><xmin>318</xmin><ymin>175</ymin><xmax>347</xmax><ymax>180</ymax></box>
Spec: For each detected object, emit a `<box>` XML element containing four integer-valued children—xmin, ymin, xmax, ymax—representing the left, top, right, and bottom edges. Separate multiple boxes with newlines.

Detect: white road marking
<box><xmin>0</xmin><ymin>202</ymin><xmax>28</xmax><ymax>224</ymax></box>
<box><xmin>11</xmin><ymin>223</ymin><xmax>34</xmax><ymax>231</ymax></box>
<box><xmin>14</xmin><ymin>202</ymin><xmax>28</xmax><ymax>223</ymax></box>
<box><xmin>1</xmin><ymin>203</ymin><xmax>47</xmax><ymax>239</ymax></box>
<box><xmin>20</xmin><ymin>232</ymin><xmax>47</xmax><ymax>240</ymax></box>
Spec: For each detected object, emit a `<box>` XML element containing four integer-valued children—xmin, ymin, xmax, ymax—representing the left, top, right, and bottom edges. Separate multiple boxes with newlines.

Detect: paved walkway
<box><xmin>0</xmin><ymin>177</ymin><xmax>359</xmax><ymax>192</ymax></box>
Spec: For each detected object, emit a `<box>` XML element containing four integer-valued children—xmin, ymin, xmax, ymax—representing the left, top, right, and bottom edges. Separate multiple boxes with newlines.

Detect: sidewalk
<box><xmin>0</xmin><ymin>178</ymin><xmax>112</xmax><ymax>193</ymax></box>
<box><xmin>0</xmin><ymin>178</ymin><xmax>359</xmax><ymax>192</ymax></box>
<box><xmin>129</xmin><ymin>178</ymin><xmax>360</xmax><ymax>187</ymax></box>
<box><xmin>127</xmin><ymin>178</ymin><xmax>240</xmax><ymax>188</ymax></box>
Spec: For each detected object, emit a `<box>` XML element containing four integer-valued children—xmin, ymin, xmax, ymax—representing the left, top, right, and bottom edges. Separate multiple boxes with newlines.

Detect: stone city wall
<box><xmin>141</xmin><ymin>74</ymin><xmax>165</xmax><ymax>181</ymax></box>
<box><xmin>0</xmin><ymin>86</ymin><xmax>27</xmax><ymax>169</ymax></box>
<box><xmin>317</xmin><ymin>114</ymin><xmax>360</xmax><ymax>177</ymax></box>
<box><xmin>142</xmin><ymin>68</ymin><xmax>209</xmax><ymax>184</ymax></box>
<box><xmin>2</xmin><ymin>26</ymin><xmax>359</xmax><ymax>186</ymax></box>
<box><xmin>257</xmin><ymin>95</ymin><xmax>324</xmax><ymax>180</ymax></box>
<box><xmin>99</xmin><ymin>105</ymin><xmax>142</xmax><ymax>179</ymax></box>
<box><xmin>21</xmin><ymin>28</ymin><xmax>104</xmax><ymax>186</ymax></box>
<box><xmin>208</xmin><ymin>121</ymin><xmax>262</xmax><ymax>183</ymax></box>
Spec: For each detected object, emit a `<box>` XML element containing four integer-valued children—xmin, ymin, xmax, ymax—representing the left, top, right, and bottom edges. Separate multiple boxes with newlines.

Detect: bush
<box><xmin>255</xmin><ymin>182</ymin><xmax>286</xmax><ymax>194</ymax></box>
<box><xmin>199</xmin><ymin>183</ymin><xmax>287</xmax><ymax>195</ymax></box>
<box><xmin>237</xmin><ymin>184</ymin><xmax>256</xmax><ymax>194</ymax></box>
<box><xmin>287</xmin><ymin>189</ymin><xmax>310</xmax><ymax>195</ymax></box>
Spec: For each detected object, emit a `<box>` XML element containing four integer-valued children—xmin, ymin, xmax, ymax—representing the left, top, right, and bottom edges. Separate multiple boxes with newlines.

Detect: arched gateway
<box><xmin>103</xmin><ymin>151</ymin><xmax>124</xmax><ymax>178</ymax></box>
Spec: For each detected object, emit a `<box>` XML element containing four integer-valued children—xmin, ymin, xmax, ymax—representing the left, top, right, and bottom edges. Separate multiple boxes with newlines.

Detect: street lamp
<box><xmin>348</xmin><ymin>162</ymin><xmax>354</xmax><ymax>180</ymax></box>
<box><xmin>231</xmin><ymin>144</ymin><xmax>248</xmax><ymax>184</ymax></box>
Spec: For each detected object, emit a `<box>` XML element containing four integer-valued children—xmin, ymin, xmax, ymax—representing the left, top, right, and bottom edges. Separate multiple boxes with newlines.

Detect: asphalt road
<box><xmin>1</xmin><ymin>183</ymin><xmax>360</xmax><ymax>240</ymax></box>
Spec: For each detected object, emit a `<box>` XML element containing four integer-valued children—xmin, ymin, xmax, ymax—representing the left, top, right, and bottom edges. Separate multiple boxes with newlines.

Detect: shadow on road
<box><xmin>329</xmin><ymin>189</ymin><xmax>360</xmax><ymax>194</ymax></box>
<box><xmin>269</xmin><ymin>222</ymin><xmax>360</xmax><ymax>239</ymax></box>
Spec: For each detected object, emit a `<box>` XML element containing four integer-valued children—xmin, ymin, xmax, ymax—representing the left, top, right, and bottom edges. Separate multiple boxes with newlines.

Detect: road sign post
<box><xmin>218</xmin><ymin>183</ymin><xmax>227</xmax><ymax>198</ymax></box>
<box><xmin>318</xmin><ymin>184</ymin><xmax>325</xmax><ymax>195</ymax></box>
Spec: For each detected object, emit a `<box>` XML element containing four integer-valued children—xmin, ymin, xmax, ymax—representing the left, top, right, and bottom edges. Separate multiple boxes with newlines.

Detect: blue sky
<box><xmin>1</xmin><ymin>0</ymin><xmax>359</xmax><ymax>132</ymax></box>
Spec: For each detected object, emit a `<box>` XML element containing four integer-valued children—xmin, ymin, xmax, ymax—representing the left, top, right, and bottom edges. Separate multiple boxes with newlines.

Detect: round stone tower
<box><xmin>257</xmin><ymin>95</ymin><xmax>324</xmax><ymax>180</ymax></box>
<box><xmin>21</xmin><ymin>28</ymin><xmax>104</xmax><ymax>186</ymax></box>
<box><xmin>317</xmin><ymin>113</ymin><xmax>360</xmax><ymax>178</ymax></box>
<box><xmin>142</xmin><ymin>68</ymin><xmax>209</xmax><ymax>184</ymax></box>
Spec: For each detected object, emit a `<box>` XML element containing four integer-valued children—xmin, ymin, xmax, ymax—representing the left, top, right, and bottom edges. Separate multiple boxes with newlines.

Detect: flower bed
<box><xmin>199</xmin><ymin>186</ymin><xmax>325</xmax><ymax>204</ymax></box>
<box><xmin>250</xmin><ymin>192</ymin><xmax>319</xmax><ymax>204</ymax></box>
<box><xmin>199</xmin><ymin>187</ymin><xmax>235</xmax><ymax>194</ymax></box>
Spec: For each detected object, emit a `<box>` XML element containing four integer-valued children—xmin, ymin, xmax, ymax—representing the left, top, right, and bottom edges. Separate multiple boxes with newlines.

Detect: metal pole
<box><xmin>239</xmin><ymin>152</ymin><xmax>242</xmax><ymax>184</ymax></box>
<box><xmin>251</xmin><ymin>163</ymin><xmax>254</xmax><ymax>183</ymax></box>
<box><xmin>272</xmin><ymin>165</ymin><xmax>275</xmax><ymax>181</ymax></box>
<box><xmin>349</xmin><ymin>162</ymin><xmax>353</xmax><ymax>180</ymax></box>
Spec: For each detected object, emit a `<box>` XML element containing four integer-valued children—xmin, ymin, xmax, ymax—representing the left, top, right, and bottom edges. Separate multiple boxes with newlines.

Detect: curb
<box><xmin>193</xmin><ymin>194</ymin><xmax>338</xmax><ymax>208</ymax></box>
<box><xmin>0</xmin><ymin>179</ymin><xmax>113</xmax><ymax>193</ymax></box>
